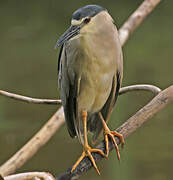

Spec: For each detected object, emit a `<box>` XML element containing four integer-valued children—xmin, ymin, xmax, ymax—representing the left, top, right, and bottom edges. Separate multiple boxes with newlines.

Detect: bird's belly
<box><xmin>66</xmin><ymin>36</ymin><xmax>117</xmax><ymax>114</ymax></box>
<box><xmin>78</xmin><ymin>70</ymin><xmax>114</xmax><ymax>114</ymax></box>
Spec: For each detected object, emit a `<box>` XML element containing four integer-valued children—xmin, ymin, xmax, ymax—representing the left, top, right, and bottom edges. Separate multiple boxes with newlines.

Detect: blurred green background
<box><xmin>0</xmin><ymin>0</ymin><xmax>173</xmax><ymax>179</ymax></box>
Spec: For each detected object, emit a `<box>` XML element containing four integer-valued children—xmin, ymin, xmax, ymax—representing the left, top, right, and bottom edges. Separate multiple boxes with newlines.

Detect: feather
<box><xmin>89</xmin><ymin>71</ymin><xmax>121</xmax><ymax>143</ymax></box>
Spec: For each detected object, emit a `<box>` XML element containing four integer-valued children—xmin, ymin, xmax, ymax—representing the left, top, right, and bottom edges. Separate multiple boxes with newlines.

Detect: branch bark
<box><xmin>119</xmin><ymin>84</ymin><xmax>161</xmax><ymax>95</ymax></box>
<box><xmin>0</xmin><ymin>90</ymin><xmax>61</xmax><ymax>105</ymax></box>
<box><xmin>0</xmin><ymin>0</ymin><xmax>162</xmax><ymax>178</ymax></box>
<box><xmin>4</xmin><ymin>172</ymin><xmax>55</xmax><ymax>180</ymax></box>
<box><xmin>119</xmin><ymin>0</ymin><xmax>161</xmax><ymax>45</ymax></box>
<box><xmin>56</xmin><ymin>85</ymin><xmax>173</xmax><ymax>180</ymax></box>
<box><xmin>0</xmin><ymin>108</ymin><xmax>64</xmax><ymax>177</ymax></box>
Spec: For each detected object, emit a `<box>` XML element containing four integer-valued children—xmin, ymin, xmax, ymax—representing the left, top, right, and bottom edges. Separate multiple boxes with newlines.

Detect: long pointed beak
<box><xmin>55</xmin><ymin>25</ymin><xmax>80</xmax><ymax>48</ymax></box>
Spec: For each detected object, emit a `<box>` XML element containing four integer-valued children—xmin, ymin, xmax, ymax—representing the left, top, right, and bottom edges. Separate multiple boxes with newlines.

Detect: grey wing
<box><xmin>88</xmin><ymin>71</ymin><xmax>122</xmax><ymax>143</ymax></box>
<box><xmin>58</xmin><ymin>45</ymin><xmax>79</xmax><ymax>138</ymax></box>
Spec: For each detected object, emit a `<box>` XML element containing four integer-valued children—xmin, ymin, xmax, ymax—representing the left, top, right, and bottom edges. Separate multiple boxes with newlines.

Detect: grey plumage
<box><xmin>57</xmin><ymin>5</ymin><xmax>123</xmax><ymax>144</ymax></box>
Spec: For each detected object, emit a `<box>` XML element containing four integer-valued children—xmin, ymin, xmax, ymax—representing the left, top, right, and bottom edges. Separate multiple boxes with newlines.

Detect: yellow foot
<box><xmin>104</xmin><ymin>130</ymin><xmax>125</xmax><ymax>159</ymax></box>
<box><xmin>71</xmin><ymin>145</ymin><xmax>106</xmax><ymax>175</ymax></box>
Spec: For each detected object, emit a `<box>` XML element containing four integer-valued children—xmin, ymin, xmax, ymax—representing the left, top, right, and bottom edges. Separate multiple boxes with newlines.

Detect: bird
<box><xmin>55</xmin><ymin>4</ymin><xmax>124</xmax><ymax>175</ymax></box>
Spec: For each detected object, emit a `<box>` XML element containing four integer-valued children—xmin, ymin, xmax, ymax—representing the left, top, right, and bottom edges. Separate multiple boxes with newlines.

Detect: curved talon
<box><xmin>71</xmin><ymin>145</ymin><xmax>105</xmax><ymax>175</ymax></box>
<box><xmin>104</xmin><ymin>130</ymin><xmax>124</xmax><ymax>160</ymax></box>
<box><xmin>71</xmin><ymin>110</ymin><xmax>106</xmax><ymax>175</ymax></box>
<box><xmin>104</xmin><ymin>134</ymin><xmax>109</xmax><ymax>157</ymax></box>
<box><xmin>99</xmin><ymin>112</ymin><xmax>125</xmax><ymax>159</ymax></box>
<box><xmin>112</xmin><ymin>131</ymin><xmax>125</xmax><ymax>149</ymax></box>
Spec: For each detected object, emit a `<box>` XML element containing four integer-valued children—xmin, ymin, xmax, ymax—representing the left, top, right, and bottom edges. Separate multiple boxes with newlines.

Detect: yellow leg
<box><xmin>71</xmin><ymin>110</ymin><xmax>106</xmax><ymax>175</ymax></box>
<box><xmin>99</xmin><ymin>112</ymin><xmax>125</xmax><ymax>159</ymax></box>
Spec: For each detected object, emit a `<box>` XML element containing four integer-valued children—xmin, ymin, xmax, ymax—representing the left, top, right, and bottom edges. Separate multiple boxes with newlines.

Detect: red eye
<box><xmin>84</xmin><ymin>17</ymin><xmax>91</xmax><ymax>24</ymax></box>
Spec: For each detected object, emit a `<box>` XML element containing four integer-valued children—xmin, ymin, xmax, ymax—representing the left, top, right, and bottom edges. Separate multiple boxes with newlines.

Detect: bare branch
<box><xmin>0</xmin><ymin>83</ymin><xmax>160</xmax><ymax>176</ymax></box>
<box><xmin>0</xmin><ymin>90</ymin><xmax>61</xmax><ymax>105</ymax></box>
<box><xmin>56</xmin><ymin>85</ymin><xmax>173</xmax><ymax>180</ymax></box>
<box><xmin>119</xmin><ymin>0</ymin><xmax>161</xmax><ymax>45</ymax></box>
<box><xmin>0</xmin><ymin>0</ymin><xmax>162</xmax><ymax>177</ymax></box>
<box><xmin>0</xmin><ymin>84</ymin><xmax>161</xmax><ymax>105</ymax></box>
<box><xmin>119</xmin><ymin>84</ymin><xmax>161</xmax><ymax>95</ymax></box>
<box><xmin>4</xmin><ymin>172</ymin><xmax>54</xmax><ymax>180</ymax></box>
<box><xmin>0</xmin><ymin>84</ymin><xmax>160</xmax><ymax>176</ymax></box>
<box><xmin>0</xmin><ymin>108</ymin><xmax>64</xmax><ymax>177</ymax></box>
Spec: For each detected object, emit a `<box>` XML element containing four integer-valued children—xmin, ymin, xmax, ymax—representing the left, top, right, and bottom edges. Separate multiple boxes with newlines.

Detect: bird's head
<box><xmin>55</xmin><ymin>5</ymin><xmax>108</xmax><ymax>48</ymax></box>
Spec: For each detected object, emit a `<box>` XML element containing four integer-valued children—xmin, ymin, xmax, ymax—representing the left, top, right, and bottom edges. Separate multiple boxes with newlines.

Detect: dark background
<box><xmin>0</xmin><ymin>0</ymin><xmax>173</xmax><ymax>179</ymax></box>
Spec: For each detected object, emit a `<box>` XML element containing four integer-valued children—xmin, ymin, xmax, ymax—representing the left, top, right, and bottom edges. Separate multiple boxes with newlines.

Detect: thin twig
<box><xmin>119</xmin><ymin>84</ymin><xmax>161</xmax><ymax>95</ymax></box>
<box><xmin>0</xmin><ymin>0</ymin><xmax>162</xmax><ymax>177</ymax></box>
<box><xmin>0</xmin><ymin>108</ymin><xmax>64</xmax><ymax>176</ymax></box>
<box><xmin>0</xmin><ymin>84</ymin><xmax>161</xmax><ymax>105</ymax></box>
<box><xmin>119</xmin><ymin>0</ymin><xmax>161</xmax><ymax>45</ymax></box>
<box><xmin>4</xmin><ymin>172</ymin><xmax>54</xmax><ymax>180</ymax></box>
<box><xmin>56</xmin><ymin>85</ymin><xmax>173</xmax><ymax>180</ymax></box>
<box><xmin>0</xmin><ymin>90</ymin><xmax>61</xmax><ymax>105</ymax></box>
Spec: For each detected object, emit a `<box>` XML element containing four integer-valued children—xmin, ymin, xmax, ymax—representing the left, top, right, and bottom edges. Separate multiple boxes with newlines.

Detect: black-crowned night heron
<box><xmin>56</xmin><ymin>4</ymin><xmax>124</xmax><ymax>174</ymax></box>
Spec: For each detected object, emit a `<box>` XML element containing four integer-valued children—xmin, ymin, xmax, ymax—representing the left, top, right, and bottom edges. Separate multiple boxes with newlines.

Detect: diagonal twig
<box><xmin>56</xmin><ymin>85</ymin><xmax>173</xmax><ymax>180</ymax></box>
<box><xmin>0</xmin><ymin>108</ymin><xmax>64</xmax><ymax>177</ymax></box>
<box><xmin>119</xmin><ymin>0</ymin><xmax>161</xmax><ymax>45</ymax></box>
